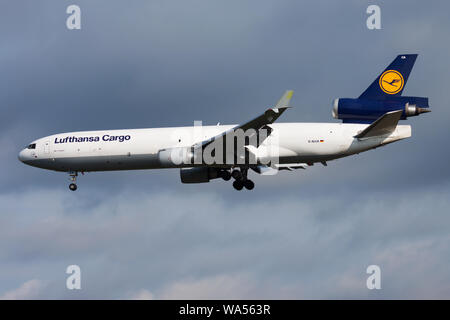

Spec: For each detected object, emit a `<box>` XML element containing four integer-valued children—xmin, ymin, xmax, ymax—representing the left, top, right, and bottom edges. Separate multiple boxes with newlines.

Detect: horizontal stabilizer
<box><xmin>354</xmin><ymin>110</ymin><xmax>403</xmax><ymax>139</ymax></box>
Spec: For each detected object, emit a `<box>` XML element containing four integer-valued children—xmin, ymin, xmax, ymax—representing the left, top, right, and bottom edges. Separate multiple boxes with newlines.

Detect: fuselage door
<box><xmin>44</xmin><ymin>141</ymin><xmax>50</xmax><ymax>154</ymax></box>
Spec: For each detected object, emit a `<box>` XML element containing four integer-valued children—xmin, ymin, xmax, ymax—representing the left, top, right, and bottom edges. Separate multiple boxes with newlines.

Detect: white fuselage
<box><xmin>18</xmin><ymin>122</ymin><xmax>411</xmax><ymax>172</ymax></box>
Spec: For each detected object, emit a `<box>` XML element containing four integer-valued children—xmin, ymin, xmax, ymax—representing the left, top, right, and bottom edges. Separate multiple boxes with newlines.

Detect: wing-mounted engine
<box><xmin>180</xmin><ymin>167</ymin><xmax>222</xmax><ymax>183</ymax></box>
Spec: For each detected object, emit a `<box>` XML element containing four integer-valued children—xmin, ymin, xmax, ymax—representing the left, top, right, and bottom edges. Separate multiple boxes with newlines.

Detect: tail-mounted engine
<box><xmin>332</xmin><ymin>96</ymin><xmax>430</xmax><ymax>123</ymax></box>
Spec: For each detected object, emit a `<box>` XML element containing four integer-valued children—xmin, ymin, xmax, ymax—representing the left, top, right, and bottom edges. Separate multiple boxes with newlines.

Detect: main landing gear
<box><xmin>69</xmin><ymin>171</ymin><xmax>78</xmax><ymax>191</ymax></box>
<box><xmin>230</xmin><ymin>168</ymin><xmax>254</xmax><ymax>191</ymax></box>
<box><xmin>218</xmin><ymin>168</ymin><xmax>254</xmax><ymax>190</ymax></box>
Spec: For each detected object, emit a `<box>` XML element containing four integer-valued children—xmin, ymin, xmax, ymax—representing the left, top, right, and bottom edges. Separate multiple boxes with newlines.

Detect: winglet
<box><xmin>275</xmin><ymin>90</ymin><xmax>294</xmax><ymax>108</ymax></box>
<box><xmin>354</xmin><ymin>110</ymin><xmax>403</xmax><ymax>139</ymax></box>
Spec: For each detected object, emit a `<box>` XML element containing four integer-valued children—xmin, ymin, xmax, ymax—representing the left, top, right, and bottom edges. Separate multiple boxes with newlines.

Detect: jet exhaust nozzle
<box><xmin>418</xmin><ymin>107</ymin><xmax>431</xmax><ymax>114</ymax></box>
<box><xmin>404</xmin><ymin>103</ymin><xmax>431</xmax><ymax>117</ymax></box>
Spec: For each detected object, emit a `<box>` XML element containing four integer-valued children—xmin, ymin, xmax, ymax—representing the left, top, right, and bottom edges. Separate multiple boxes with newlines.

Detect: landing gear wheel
<box><xmin>221</xmin><ymin>170</ymin><xmax>231</xmax><ymax>181</ymax></box>
<box><xmin>232</xmin><ymin>180</ymin><xmax>244</xmax><ymax>191</ymax></box>
<box><xmin>68</xmin><ymin>171</ymin><xmax>78</xmax><ymax>191</ymax></box>
<box><xmin>243</xmin><ymin>179</ymin><xmax>255</xmax><ymax>190</ymax></box>
<box><xmin>231</xmin><ymin>169</ymin><xmax>242</xmax><ymax>180</ymax></box>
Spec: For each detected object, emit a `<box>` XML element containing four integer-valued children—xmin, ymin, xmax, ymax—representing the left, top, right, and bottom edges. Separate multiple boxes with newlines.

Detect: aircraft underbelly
<box><xmin>30</xmin><ymin>153</ymin><xmax>161</xmax><ymax>172</ymax></box>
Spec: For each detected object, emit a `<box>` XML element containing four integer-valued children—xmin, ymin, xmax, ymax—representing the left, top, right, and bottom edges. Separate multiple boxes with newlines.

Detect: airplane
<box><xmin>18</xmin><ymin>54</ymin><xmax>430</xmax><ymax>191</ymax></box>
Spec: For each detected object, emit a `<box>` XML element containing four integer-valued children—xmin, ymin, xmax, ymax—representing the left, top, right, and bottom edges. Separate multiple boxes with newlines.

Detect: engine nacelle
<box><xmin>158</xmin><ymin>147</ymin><xmax>195</xmax><ymax>167</ymax></box>
<box><xmin>332</xmin><ymin>96</ymin><xmax>430</xmax><ymax>122</ymax></box>
<box><xmin>180</xmin><ymin>167</ymin><xmax>220</xmax><ymax>183</ymax></box>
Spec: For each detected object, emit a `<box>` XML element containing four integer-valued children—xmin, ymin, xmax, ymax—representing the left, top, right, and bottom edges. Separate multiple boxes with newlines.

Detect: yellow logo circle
<box><xmin>379</xmin><ymin>70</ymin><xmax>404</xmax><ymax>94</ymax></box>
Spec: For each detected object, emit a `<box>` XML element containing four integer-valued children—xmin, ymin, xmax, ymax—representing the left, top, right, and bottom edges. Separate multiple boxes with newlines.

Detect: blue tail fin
<box><xmin>359</xmin><ymin>54</ymin><xmax>417</xmax><ymax>100</ymax></box>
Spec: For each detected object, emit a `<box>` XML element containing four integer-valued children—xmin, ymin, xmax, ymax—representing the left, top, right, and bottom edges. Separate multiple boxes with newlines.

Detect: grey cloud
<box><xmin>0</xmin><ymin>183</ymin><xmax>449</xmax><ymax>299</ymax></box>
<box><xmin>0</xmin><ymin>279</ymin><xmax>46</xmax><ymax>300</ymax></box>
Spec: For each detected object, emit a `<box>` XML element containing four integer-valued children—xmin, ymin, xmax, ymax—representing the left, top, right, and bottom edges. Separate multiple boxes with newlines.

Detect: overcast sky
<box><xmin>1</xmin><ymin>0</ymin><xmax>449</xmax><ymax>299</ymax></box>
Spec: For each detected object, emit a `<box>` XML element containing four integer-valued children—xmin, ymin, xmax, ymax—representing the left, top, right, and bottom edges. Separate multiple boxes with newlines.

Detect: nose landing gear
<box><xmin>69</xmin><ymin>183</ymin><xmax>77</xmax><ymax>191</ymax></box>
<box><xmin>68</xmin><ymin>171</ymin><xmax>78</xmax><ymax>191</ymax></box>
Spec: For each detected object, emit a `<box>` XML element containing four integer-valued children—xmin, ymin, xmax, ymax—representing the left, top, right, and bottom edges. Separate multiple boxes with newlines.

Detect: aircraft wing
<box><xmin>354</xmin><ymin>110</ymin><xmax>403</xmax><ymax>139</ymax></box>
<box><xmin>195</xmin><ymin>90</ymin><xmax>293</xmax><ymax>149</ymax></box>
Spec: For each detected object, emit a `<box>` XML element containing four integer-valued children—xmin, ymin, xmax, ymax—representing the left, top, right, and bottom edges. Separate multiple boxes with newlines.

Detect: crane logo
<box><xmin>379</xmin><ymin>70</ymin><xmax>404</xmax><ymax>94</ymax></box>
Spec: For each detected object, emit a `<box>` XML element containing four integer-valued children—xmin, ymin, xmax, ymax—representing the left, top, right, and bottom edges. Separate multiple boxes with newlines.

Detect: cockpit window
<box><xmin>27</xmin><ymin>143</ymin><xmax>36</xmax><ymax>149</ymax></box>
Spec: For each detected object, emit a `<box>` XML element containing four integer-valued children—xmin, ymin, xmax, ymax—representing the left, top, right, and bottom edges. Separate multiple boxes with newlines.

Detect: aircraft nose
<box><xmin>18</xmin><ymin>149</ymin><xmax>27</xmax><ymax>163</ymax></box>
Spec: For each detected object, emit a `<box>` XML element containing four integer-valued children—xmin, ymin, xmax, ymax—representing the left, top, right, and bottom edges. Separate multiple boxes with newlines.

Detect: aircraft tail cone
<box><xmin>417</xmin><ymin>108</ymin><xmax>431</xmax><ymax>114</ymax></box>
